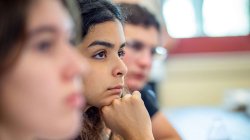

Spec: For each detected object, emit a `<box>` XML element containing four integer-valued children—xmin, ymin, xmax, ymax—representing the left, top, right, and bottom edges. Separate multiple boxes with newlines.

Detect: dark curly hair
<box><xmin>77</xmin><ymin>0</ymin><xmax>124</xmax><ymax>39</ymax></box>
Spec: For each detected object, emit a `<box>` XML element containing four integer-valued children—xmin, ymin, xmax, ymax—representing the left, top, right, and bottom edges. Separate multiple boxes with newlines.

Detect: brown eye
<box><xmin>37</xmin><ymin>40</ymin><xmax>52</xmax><ymax>52</ymax></box>
<box><xmin>118</xmin><ymin>49</ymin><xmax>125</xmax><ymax>58</ymax></box>
<box><xmin>92</xmin><ymin>50</ymin><xmax>107</xmax><ymax>59</ymax></box>
<box><xmin>127</xmin><ymin>41</ymin><xmax>144</xmax><ymax>51</ymax></box>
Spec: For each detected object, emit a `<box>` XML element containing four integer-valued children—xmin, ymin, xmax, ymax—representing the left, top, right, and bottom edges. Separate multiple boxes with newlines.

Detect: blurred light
<box><xmin>163</xmin><ymin>0</ymin><xmax>197</xmax><ymax>38</ymax></box>
<box><xmin>163</xmin><ymin>0</ymin><xmax>250</xmax><ymax>38</ymax></box>
<box><xmin>203</xmin><ymin>0</ymin><xmax>250</xmax><ymax>37</ymax></box>
<box><xmin>155</xmin><ymin>46</ymin><xmax>167</xmax><ymax>56</ymax></box>
<box><xmin>149</xmin><ymin>47</ymin><xmax>167</xmax><ymax>82</ymax></box>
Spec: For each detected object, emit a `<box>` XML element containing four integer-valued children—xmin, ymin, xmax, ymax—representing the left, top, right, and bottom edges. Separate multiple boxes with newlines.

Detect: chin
<box><xmin>41</xmin><ymin>112</ymin><xmax>82</xmax><ymax>139</ymax></box>
<box><xmin>98</xmin><ymin>102</ymin><xmax>112</xmax><ymax>108</ymax></box>
<box><xmin>38</xmin><ymin>128</ymin><xmax>80</xmax><ymax>140</ymax></box>
<box><xmin>99</xmin><ymin>98</ymin><xmax>119</xmax><ymax>107</ymax></box>
<box><xmin>129</xmin><ymin>84</ymin><xmax>144</xmax><ymax>91</ymax></box>
<box><xmin>127</xmin><ymin>81</ymin><xmax>145</xmax><ymax>91</ymax></box>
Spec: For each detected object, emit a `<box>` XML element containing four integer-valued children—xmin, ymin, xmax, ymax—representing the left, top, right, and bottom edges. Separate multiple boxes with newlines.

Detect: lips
<box><xmin>66</xmin><ymin>92</ymin><xmax>85</xmax><ymax>109</ymax></box>
<box><xmin>108</xmin><ymin>85</ymin><xmax>123</xmax><ymax>90</ymax></box>
<box><xmin>107</xmin><ymin>85</ymin><xmax>123</xmax><ymax>95</ymax></box>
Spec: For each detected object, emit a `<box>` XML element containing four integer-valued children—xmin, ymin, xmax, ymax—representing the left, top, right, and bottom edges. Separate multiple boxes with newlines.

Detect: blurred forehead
<box><xmin>124</xmin><ymin>24</ymin><xmax>159</xmax><ymax>46</ymax></box>
<box><xmin>27</xmin><ymin>0</ymin><xmax>73</xmax><ymax>35</ymax></box>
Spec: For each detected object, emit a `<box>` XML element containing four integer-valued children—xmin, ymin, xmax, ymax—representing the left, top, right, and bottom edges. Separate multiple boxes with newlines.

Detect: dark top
<box><xmin>140</xmin><ymin>84</ymin><xmax>159</xmax><ymax>118</ymax></box>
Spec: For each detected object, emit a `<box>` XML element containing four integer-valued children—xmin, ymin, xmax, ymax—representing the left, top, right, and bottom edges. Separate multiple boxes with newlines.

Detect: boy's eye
<box><xmin>151</xmin><ymin>48</ymin><xmax>157</xmax><ymax>56</ymax></box>
<box><xmin>69</xmin><ymin>38</ymin><xmax>76</xmax><ymax>46</ymax></box>
<box><xmin>127</xmin><ymin>41</ymin><xmax>144</xmax><ymax>51</ymax></box>
<box><xmin>93</xmin><ymin>51</ymin><xmax>107</xmax><ymax>59</ymax></box>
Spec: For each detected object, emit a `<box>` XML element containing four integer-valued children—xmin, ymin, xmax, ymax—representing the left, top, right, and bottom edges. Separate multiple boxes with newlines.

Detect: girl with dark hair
<box><xmin>0</xmin><ymin>0</ymin><xmax>89</xmax><ymax>139</ymax></box>
<box><xmin>76</xmin><ymin>0</ymin><xmax>154</xmax><ymax>139</ymax></box>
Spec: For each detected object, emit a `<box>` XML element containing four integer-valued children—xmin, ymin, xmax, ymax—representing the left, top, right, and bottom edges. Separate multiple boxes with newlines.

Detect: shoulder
<box><xmin>140</xmin><ymin>84</ymin><xmax>159</xmax><ymax>117</ymax></box>
<box><xmin>140</xmin><ymin>84</ymin><xmax>158</xmax><ymax>105</ymax></box>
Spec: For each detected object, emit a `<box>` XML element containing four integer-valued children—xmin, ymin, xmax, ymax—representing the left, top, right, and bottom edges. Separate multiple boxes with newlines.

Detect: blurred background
<box><xmin>114</xmin><ymin>0</ymin><xmax>250</xmax><ymax>139</ymax></box>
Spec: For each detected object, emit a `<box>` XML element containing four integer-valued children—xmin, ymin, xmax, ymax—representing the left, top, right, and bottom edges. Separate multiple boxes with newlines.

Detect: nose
<box><xmin>112</xmin><ymin>56</ymin><xmax>127</xmax><ymax>78</ymax></box>
<box><xmin>137</xmin><ymin>49</ymin><xmax>152</xmax><ymax>69</ymax></box>
<box><xmin>61</xmin><ymin>45</ymin><xmax>89</xmax><ymax>82</ymax></box>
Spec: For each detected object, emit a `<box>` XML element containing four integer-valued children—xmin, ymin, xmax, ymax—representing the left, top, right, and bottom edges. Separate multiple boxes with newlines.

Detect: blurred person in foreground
<box><xmin>119</xmin><ymin>3</ymin><xmax>181</xmax><ymax>140</ymax></box>
<box><xmin>0</xmin><ymin>0</ymin><xmax>89</xmax><ymax>139</ymax></box>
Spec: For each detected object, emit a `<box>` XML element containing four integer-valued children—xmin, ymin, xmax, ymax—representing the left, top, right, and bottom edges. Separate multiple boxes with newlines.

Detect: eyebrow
<box><xmin>120</xmin><ymin>42</ymin><xmax>126</xmax><ymax>49</ymax></box>
<box><xmin>88</xmin><ymin>40</ymin><xmax>126</xmax><ymax>49</ymax></box>
<box><xmin>88</xmin><ymin>40</ymin><xmax>114</xmax><ymax>48</ymax></box>
<box><xmin>28</xmin><ymin>26</ymin><xmax>57</xmax><ymax>37</ymax></box>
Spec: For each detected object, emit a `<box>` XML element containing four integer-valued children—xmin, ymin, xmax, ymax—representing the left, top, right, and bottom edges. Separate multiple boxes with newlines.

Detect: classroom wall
<box><xmin>158</xmin><ymin>52</ymin><xmax>250</xmax><ymax>108</ymax></box>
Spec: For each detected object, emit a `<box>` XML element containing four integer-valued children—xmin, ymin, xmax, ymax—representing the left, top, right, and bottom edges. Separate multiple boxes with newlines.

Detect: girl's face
<box><xmin>79</xmin><ymin>20</ymin><xmax>127</xmax><ymax>108</ymax></box>
<box><xmin>0</xmin><ymin>0</ymin><xmax>88</xmax><ymax>139</ymax></box>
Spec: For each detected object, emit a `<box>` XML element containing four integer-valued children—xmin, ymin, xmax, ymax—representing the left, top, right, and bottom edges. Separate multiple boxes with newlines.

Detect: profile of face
<box><xmin>123</xmin><ymin>24</ymin><xmax>159</xmax><ymax>91</ymax></box>
<box><xmin>79</xmin><ymin>20</ymin><xmax>127</xmax><ymax>108</ymax></box>
<box><xmin>0</xmin><ymin>0</ymin><xmax>88</xmax><ymax>139</ymax></box>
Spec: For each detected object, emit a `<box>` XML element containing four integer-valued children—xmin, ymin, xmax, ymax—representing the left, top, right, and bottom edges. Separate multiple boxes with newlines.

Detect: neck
<box><xmin>0</xmin><ymin>123</ymin><xmax>33</xmax><ymax>140</ymax></box>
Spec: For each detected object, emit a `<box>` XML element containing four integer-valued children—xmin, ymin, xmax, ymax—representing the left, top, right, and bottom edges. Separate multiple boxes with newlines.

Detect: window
<box><xmin>163</xmin><ymin>0</ymin><xmax>250</xmax><ymax>38</ymax></box>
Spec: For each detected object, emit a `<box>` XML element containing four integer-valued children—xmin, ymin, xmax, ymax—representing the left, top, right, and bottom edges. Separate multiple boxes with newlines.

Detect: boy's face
<box><xmin>123</xmin><ymin>24</ymin><xmax>159</xmax><ymax>91</ymax></box>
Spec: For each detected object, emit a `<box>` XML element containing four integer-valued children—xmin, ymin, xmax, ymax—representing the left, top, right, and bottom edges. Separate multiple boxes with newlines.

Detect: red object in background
<box><xmin>168</xmin><ymin>35</ymin><xmax>250</xmax><ymax>55</ymax></box>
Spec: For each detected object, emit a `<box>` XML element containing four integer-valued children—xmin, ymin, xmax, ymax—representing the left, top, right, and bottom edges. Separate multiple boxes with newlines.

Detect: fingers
<box><xmin>122</xmin><ymin>91</ymin><xmax>141</xmax><ymax>100</ymax></box>
<box><xmin>102</xmin><ymin>91</ymin><xmax>143</xmax><ymax>112</ymax></box>
<box><xmin>101</xmin><ymin>105</ymin><xmax>110</xmax><ymax>113</ymax></box>
<box><xmin>121</xmin><ymin>93</ymin><xmax>131</xmax><ymax>101</ymax></box>
<box><xmin>101</xmin><ymin>90</ymin><xmax>153</xmax><ymax>139</ymax></box>
<box><xmin>131</xmin><ymin>91</ymin><xmax>141</xmax><ymax>99</ymax></box>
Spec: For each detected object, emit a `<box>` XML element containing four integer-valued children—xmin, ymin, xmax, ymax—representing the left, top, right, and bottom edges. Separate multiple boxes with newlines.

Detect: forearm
<box><xmin>152</xmin><ymin>112</ymin><xmax>181</xmax><ymax>140</ymax></box>
<box><xmin>124</xmin><ymin>133</ymin><xmax>155</xmax><ymax>140</ymax></box>
<box><xmin>153</xmin><ymin>131</ymin><xmax>182</xmax><ymax>140</ymax></box>
<box><xmin>156</xmin><ymin>136</ymin><xmax>182</xmax><ymax>140</ymax></box>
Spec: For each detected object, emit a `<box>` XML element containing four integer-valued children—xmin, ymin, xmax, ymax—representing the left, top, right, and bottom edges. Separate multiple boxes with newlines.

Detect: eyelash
<box><xmin>92</xmin><ymin>49</ymin><xmax>125</xmax><ymax>60</ymax></box>
<box><xmin>37</xmin><ymin>40</ymin><xmax>53</xmax><ymax>52</ymax></box>
<box><xmin>92</xmin><ymin>50</ymin><xmax>107</xmax><ymax>59</ymax></box>
<box><xmin>36</xmin><ymin>37</ymin><xmax>76</xmax><ymax>52</ymax></box>
<box><xmin>118</xmin><ymin>49</ymin><xmax>125</xmax><ymax>58</ymax></box>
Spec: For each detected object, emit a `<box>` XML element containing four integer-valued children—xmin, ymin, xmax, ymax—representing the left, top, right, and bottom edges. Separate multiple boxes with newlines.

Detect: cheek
<box><xmin>1</xmin><ymin>61</ymin><xmax>64</xmax><ymax>132</ymax></box>
<box><xmin>83</xmin><ymin>73</ymin><xmax>103</xmax><ymax>102</ymax></box>
<box><xmin>24</xmin><ymin>71</ymin><xmax>60</xmax><ymax>113</ymax></box>
<box><xmin>123</xmin><ymin>51</ymin><xmax>137</xmax><ymax>67</ymax></box>
<box><xmin>22</xmin><ymin>64</ymin><xmax>61</xmax><ymax>106</ymax></box>
<box><xmin>125</xmin><ymin>78</ymin><xmax>145</xmax><ymax>91</ymax></box>
<box><xmin>123</xmin><ymin>61</ymin><xmax>135</xmax><ymax>77</ymax></box>
<box><xmin>83</xmin><ymin>69</ymin><xmax>113</xmax><ymax>107</ymax></box>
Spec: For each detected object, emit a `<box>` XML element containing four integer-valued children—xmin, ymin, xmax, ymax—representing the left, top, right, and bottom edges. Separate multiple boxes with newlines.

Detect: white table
<box><xmin>163</xmin><ymin>107</ymin><xmax>250</xmax><ymax>140</ymax></box>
